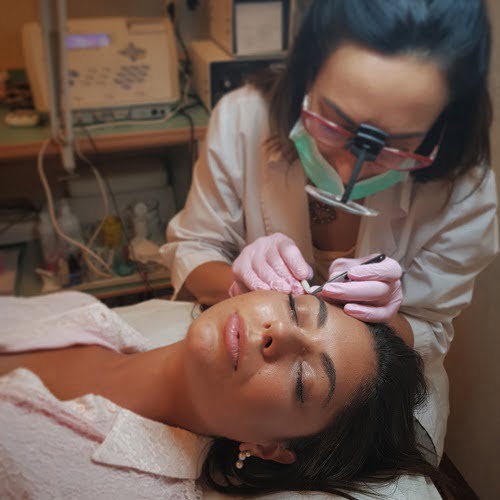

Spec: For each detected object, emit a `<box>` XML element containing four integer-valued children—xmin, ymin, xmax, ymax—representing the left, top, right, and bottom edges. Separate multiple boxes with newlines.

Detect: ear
<box><xmin>240</xmin><ymin>442</ymin><xmax>296</xmax><ymax>465</ymax></box>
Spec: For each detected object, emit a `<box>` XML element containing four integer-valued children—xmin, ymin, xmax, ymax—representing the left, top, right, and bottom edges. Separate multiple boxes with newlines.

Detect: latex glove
<box><xmin>317</xmin><ymin>254</ymin><xmax>403</xmax><ymax>323</ymax></box>
<box><xmin>229</xmin><ymin>233</ymin><xmax>314</xmax><ymax>297</ymax></box>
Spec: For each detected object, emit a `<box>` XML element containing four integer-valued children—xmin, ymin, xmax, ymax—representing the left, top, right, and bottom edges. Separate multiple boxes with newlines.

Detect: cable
<box><xmin>73</xmin><ymin>139</ymin><xmax>114</xmax><ymax>278</ymax></box>
<box><xmin>37</xmin><ymin>138</ymin><xmax>113</xmax><ymax>277</ymax></box>
<box><xmin>186</xmin><ymin>0</ymin><xmax>200</xmax><ymax>10</ymax></box>
<box><xmin>177</xmin><ymin>108</ymin><xmax>196</xmax><ymax>171</ymax></box>
<box><xmin>78</xmin><ymin>128</ymin><xmax>156</xmax><ymax>297</ymax></box>
<box><xmin>163</xmin><ymin>0</ymin><xmax>192</xmax><ymax>97</ymax></box>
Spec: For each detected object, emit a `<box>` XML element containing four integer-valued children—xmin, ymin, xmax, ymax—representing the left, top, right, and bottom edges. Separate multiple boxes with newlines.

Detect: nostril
<box><xmin>264</xmin><ymin>322</ymin><xmax>271</xmax><ymax>329</ymax></box>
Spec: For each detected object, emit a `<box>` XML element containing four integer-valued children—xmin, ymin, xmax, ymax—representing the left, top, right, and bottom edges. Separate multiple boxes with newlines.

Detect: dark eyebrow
<box><xmin>321</xmin><ymin>97</ymin><xmax>357</xmax><ymax>128</ymax></box>
<box><xmin>320</xmin><ymin>96</ymin><xmax>427</xmax><ymax>140</ymax></box>
<box><xmin>314</xmin><ymin>296</ymin><xmax>327</xmax><ymax>328</ymax></box>
<box><xmin>321</xmin><ymin>352</ymin><xmax>336</xmax><ymax>407</ymax></box>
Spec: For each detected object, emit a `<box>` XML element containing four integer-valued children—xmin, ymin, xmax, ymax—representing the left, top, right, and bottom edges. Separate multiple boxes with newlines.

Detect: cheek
<box><xmin>239</xmin><ymin>367</ymin><xmax>290</xmax><ymax>414</ymax></box>
<box><xmin>184</xmin><ymin>321</ymin><xmax>229</xmax><ymax>400</ymax></box>
<box><xmin>358</xmin><ymin>162</ymin><xmax>388</xmax><ymax>180</ymax></box>
<box><xmin>316</xmin><ymin>142</ymin><xmax>338</xmax><ymax>164</ymax></box>
<box><xmin>232</xmin><ymin>368</ymin><xmax>294</xmax><ymax>438</ymax></box>
<box><xmin>185</xmin><ymin>320</ymin><xmax>219</xmax><ymax>368</ymax></box>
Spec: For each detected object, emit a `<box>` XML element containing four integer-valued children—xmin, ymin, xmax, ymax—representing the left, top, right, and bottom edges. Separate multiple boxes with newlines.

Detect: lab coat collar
<box><xmin>357</xmin><ymin>174</ymin><xmax>413</xmax><ymax>260</ymax></box>
<box><xmin>92</xmin><ymin>407</ymin><xmax>212</xmax><ymax>480</ymax></box>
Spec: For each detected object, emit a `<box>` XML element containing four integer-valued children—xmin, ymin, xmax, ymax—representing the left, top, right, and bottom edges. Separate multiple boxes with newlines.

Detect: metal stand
<box><xmin>39</xmin><ymin>0</ymin><xmax>75</xmax><ymax>172</ymax></box>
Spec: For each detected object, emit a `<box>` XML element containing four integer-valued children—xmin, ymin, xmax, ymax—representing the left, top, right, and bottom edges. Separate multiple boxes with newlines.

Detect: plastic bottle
<box><xmin>132</xmin><ymin>202</ymin><xmax>149</xmax><ymax>241</ymax></box>
<box><xmin>38</xmin><ymin>210</ymin><xmax>59</xmax><ymax>271</ymax></box>
<box><xmin>58</xmin><ymin>199</ymin><xmax>84</xmax><ymax>257</ymax></box>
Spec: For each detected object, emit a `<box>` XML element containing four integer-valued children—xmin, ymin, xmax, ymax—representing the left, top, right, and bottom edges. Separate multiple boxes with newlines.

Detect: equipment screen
<box><xmin>65</xmin><ymin>34</ymin><xmax>110</xmax><ymax>50</ymax></box>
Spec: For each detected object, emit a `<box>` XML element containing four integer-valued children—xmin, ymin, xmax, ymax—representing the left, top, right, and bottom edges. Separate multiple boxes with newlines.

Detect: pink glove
<box><xmin>229</xmin><ymin>233</ymin><xmax>313</xmax><ymax>296</ymax></box>
<box><xmin>317</xmin><ymin>254</ymin><xmax>403</xmax><ymax>323</ymax></box>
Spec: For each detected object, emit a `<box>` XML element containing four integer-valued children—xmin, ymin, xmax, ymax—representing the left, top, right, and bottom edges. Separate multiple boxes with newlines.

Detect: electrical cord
<box><xmin>186</xmin><ymin>0</ymin><xmax>200</xmax><ymax>10</ymax></box>
<box><xmin>163</xmin><ymin>0</ymin><xmax>193</xmax><ymax>80</ymax></box>
<box><xmin>37</xmin><ymin>137</ymin><xmax>114</xmax><ymax>277</ymax></box>
<box><xmin>79</xmin><ymin>127</ymin><xmax>156</xmax><ymax>297</ymax></box>
<box><xmin>73</xmin><ymin>140</ymin><xmax>115</xmax><ymax>279</ymax></box>
<box><xmin>177</xmin><ymin>108</ymin><xmax>196</xmax><ymax>170</ymax></box>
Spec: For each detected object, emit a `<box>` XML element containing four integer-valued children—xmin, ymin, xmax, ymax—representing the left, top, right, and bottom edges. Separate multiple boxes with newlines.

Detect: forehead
<box><xmin>311</xmin><ymin>43</ymin><xmax>448</xmax><ymax>135</ymax></box>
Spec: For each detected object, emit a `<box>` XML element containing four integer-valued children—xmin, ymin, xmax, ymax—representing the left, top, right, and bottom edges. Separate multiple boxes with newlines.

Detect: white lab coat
<box><xmin>161</xmin><ymin>86</ymin><xmax>499</xmax><ymax>460</ymax></box>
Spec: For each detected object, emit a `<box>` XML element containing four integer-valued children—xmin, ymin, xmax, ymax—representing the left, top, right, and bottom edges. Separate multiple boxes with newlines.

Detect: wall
<box><xmin>0</xmin><ymin>0</ymin><xmax>38</xmax><ymax>71</ymax></box>
<box><xmin>444</xmin><ymin>1</ymin><xmax>500</xmax><ymax>499</ymax></box>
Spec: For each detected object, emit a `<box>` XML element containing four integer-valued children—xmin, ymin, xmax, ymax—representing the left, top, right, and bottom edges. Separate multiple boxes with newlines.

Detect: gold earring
<box><xmin>235</xmin><ymin>450</ymin><xmax>251</xmax><ymax>469</ymax></box>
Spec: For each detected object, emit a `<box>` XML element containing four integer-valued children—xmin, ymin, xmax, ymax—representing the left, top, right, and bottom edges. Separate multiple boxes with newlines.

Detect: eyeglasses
<box><xmin>301</xmin><ymin>95</ymin><xmax>439</xmax><ymax>171</ymax></box>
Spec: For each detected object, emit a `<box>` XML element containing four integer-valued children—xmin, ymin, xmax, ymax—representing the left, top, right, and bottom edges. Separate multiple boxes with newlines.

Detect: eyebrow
<box><xmin>315</xmin><ymin>296</ymin><xmax>327</xmax><ymax>328</ymax></box>
<box><xmin>320</xmin><ymin>96</ymin><xmax>427</xmax><ymax>140</ymax></box>
<box><xmin>321</xmin><ymin>352</ymin><xmax>336</xmax><ymax>407</ymax></box>
<box><xmin>311</xmin><ymin>296</ymin><xmax>336</xmax><ymax>406</ymax></box>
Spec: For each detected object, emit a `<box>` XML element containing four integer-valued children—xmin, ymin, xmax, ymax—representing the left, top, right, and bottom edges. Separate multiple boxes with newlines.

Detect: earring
<box><xmin>235</xmin><ymin>450</ymin><xmax>251</xmax><ymax>469</ymax></box>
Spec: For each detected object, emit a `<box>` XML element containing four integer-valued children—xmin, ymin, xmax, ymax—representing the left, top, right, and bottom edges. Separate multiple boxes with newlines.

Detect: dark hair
<box><xmin>254</xmin><ymin>0</ymin><xmax>492</xmax><ymax>184</ymax></box>
<box><xmin>201</xmin><ymin>323</ymin><xmax>448</xmax><ymax>498</ymax></box>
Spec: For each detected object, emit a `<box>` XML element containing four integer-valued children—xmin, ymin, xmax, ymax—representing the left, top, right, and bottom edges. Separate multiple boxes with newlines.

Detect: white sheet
<box><xmin>113</xmin><ymin>299</ymin><xmax>442</xmax><ymax>500</ymax></box>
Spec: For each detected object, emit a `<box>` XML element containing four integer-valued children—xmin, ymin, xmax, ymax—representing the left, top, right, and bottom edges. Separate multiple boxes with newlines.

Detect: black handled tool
<box><xmin>311</xmin><ymin>253</ymin><xmax>386</xmax><ymax>295</ymax></box>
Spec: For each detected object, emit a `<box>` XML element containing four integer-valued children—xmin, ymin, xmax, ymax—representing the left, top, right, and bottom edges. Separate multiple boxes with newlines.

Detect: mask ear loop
<box><xmin>340</xmin><ymin>124</ymin><xmax>388</xmax><ymax>203</ymax></box>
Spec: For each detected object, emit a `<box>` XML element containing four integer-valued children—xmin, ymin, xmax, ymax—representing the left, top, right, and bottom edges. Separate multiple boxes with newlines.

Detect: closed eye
<box><xmin>296</xmin><ymin>362</ymin><xmax>304</xmax><ymax>405</ymax></box>
<box><xmin>289</xmin><ymin>294</ymin><xmax>304</xmax><ymax>404</ymax></box>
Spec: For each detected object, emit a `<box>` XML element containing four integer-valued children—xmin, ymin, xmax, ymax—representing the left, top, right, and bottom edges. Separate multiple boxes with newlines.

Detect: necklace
<box><xmin>309</xmin><ymin>199</ymin><xmax>337</xmax><ymax>224</ymax></box>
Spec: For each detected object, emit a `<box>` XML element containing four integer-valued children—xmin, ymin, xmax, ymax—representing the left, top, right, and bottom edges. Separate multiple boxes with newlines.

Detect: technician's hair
<box><xmin>201</xmin><ymin>322</ymin><xmax>450</xmax><ymax>499</ymax></box>
<box><xmin>252</xmin><ymin>0</ymin><xmax>492</xmax><ymax>184</ymax></box>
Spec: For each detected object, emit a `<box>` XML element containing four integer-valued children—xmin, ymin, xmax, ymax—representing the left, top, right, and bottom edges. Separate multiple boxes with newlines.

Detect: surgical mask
<box><xmin>290</xmin><ymin>120</ymin><xmax>407</xmax><ymax>216</ymax></box>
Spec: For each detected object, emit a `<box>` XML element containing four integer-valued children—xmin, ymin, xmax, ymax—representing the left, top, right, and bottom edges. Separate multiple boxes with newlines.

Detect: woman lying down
<box><xmin>0</xmin><ymin>291</ymin><xmax>444</xmax><ymax>499</ymax></box>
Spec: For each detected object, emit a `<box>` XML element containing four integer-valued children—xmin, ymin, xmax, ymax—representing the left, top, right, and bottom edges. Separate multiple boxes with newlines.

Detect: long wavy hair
<box><xmin>201</xmin><ymin>323</ymin><xmax>450</xmax><ymax>498</ymax></box>
<box><xmin>252</xmin><ymin>0</ymin><xmax>492</xmax><ymax>185</ymax></box>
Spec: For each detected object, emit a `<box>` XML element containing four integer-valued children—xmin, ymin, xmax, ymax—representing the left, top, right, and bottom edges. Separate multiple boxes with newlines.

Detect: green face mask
<box><xmin>290</xmin><ymin>120</ymin><xmax>407</xmax><ymax>215</ymax></box>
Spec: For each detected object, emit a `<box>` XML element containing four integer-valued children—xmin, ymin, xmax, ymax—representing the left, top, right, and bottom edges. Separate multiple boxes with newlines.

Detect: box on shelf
<box><xmin>66</xmin><ymin>157</ymin><xmax>177</xmax><ymax>232</ymax></box>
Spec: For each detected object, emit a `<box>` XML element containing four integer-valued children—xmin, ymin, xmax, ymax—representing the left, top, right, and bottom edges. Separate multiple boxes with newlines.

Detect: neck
<box><xmin>111</xmin><ymin>342</ymin><xmax>212</xmax><ymax>436</ymax></box>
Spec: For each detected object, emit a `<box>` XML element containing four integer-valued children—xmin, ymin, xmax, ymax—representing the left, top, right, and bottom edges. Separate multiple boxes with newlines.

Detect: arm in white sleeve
<box><xmin>400</xmin><ymin>169</ymin><xmax>499</xmax><ymax>361</ymax></box>
<box><xmin>160</xmin><ymin>92</ymin><xmax>249</xmax><ymax>295</ymax></box>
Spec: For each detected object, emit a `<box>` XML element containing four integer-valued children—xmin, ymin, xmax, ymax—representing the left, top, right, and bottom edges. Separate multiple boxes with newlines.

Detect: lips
<box><xmin>223</xmin><ymin>313</ymin><xmax>245</xmax><ymax>370</ymax></box>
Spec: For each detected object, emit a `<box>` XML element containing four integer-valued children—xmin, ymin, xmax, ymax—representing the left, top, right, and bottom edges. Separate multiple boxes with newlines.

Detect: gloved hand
<box><xmin>317</xmin><ymin>254</ymin><xmax>403</xmax><ymax>323</ymax></box>
<box><xmin>229</xmin><ymin>233</ymin><xmax>314</xmax><ymax>297</ymax></box>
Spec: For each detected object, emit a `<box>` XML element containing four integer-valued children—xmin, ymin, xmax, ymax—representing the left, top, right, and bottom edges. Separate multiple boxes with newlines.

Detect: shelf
<box><xmin>0</xmin><ymin>102</ymin><xmax>209</xmax><ymax>161</ymax></box>
<box><xmin>16</xmin><ymin>240</ymin><xmax>172</xmax><ymax>300</ymax></box>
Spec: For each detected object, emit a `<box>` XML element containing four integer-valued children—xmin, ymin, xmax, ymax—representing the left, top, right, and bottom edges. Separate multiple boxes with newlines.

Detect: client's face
<box><xmin>184</xmin><ymin>291</ymin><xmax>376</xmax><ymax>444</ymax></box>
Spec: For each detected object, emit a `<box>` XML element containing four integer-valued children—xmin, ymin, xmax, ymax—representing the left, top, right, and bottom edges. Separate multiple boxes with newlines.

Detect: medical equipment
<box><xmin>290</xmin><ymin>120</ymin><xmax>405</xmax><ymax>217</ymax></box>
<box><xmin>189</xmin><ymin>39</ymin><xmax>284</xmax><ymax>110</ymax></box>
<box><xmin>302</xmin><ymin>253</ymin><xmax>386</xmax><ymax>295</ymax></box>
<box><xmin>35</xmin><ymin>0</ymin><xmax>75</xmax><ymax>173</ymax></box>
<box><xmin>209</xmin><ymin>0</ymin><xmax>291</xmax><ymax>57</ymax></box>
<box><xmin>291</xmin><ymin>92</ymin><xmax>439</xmax><ymax>217</ymax></box>
<box><xmin>22</xmin><ymin>16</ymin><xmax>180</xmax><ymax>125</ymax></box>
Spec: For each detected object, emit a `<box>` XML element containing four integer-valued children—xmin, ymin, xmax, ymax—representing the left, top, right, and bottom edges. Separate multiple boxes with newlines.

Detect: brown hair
<box><xmin>201</xmin><ymin>323</ymin><xmax>452</xmax><ymax>498</ymax></box>
<box><xmin>251</xmin><ymin>0</ymin><xmax>492</xmax><ymax>185</ymax></box>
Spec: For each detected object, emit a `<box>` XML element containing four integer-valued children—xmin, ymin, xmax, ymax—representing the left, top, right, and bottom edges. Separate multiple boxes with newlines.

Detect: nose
<box><xmin>260</xmin><ymin>320</ymin><xmax>308</xmax><ymax>361</ymax></box>
<box><xmin>324</xmin><ymin>147</ymin><xmax>359</xmax><ymax>185</ymax></box>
